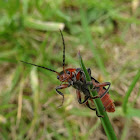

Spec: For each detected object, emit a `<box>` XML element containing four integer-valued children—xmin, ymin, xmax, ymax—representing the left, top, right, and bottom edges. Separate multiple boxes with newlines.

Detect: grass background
<box><xmin>0</xmin><ymin>0</ymin><xmax>140</xmax><ymax>140</ymax></box>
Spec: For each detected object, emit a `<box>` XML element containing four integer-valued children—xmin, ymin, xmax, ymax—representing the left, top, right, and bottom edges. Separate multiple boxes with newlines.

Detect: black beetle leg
<box><xmin>56</xmin><ymin>84</ymin><xmax>71</xmax><ymax>107</ymax></box>
<box><xmin>86</xmin><ymin>100</ymin><xmax>103</xmax><ymax>118</ymax></box>
<box><xmin>76</xmin><ymin>90</ymin><xmax>90</xmax><ymax>104</ymax></box>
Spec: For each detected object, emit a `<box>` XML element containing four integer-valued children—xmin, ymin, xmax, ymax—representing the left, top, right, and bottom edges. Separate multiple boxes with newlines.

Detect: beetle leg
<box><xmin>86</xmin><ymin>100</ymin><xmax>96</xmax><ymax>111</ymax></box>
<box><xmin>76</xmin><ymin>90</ymin><xmax>89</xmax><ymax>104</ymax></box>
<box><xmin>79</xmin><ymin>68</ymin><xmax>92</xmax><ymax>84</ymax></box>
<box><xmin>94</xmin><ymin>82</ymin><xmax>111</xmax><ymax>98</ymax></box>
<box><xmin>86</xmin><ymin>100</ymin><xmax>103</xmax><ymax>117</ymax></box>
<box><xmin>90</xmin><ymin>95</ymin><xmax>100</xmax><ymax>99</ymax></box>
<box><xmin>87</xmin><ymin>68</ymin><xmax>91</xmax><ymax>76</ymax></box>
<box><xmin>75</xmin><ymin>70</ymin><xmax>87</xmax><ymax>84</ymax></box>
<box><xmin>56</xmin><ymin>84</ymin><xmax>71</xmax><ymax>107</ymax></box>
<box><xmin>76</xmin><ymin>70</ymin><xmax>85</xmax><ymax>82</ymax></box>
<box><xmin>76</xmin><ymin>69</ymin><xmax>92</xmax><ymax>84</ymax></box>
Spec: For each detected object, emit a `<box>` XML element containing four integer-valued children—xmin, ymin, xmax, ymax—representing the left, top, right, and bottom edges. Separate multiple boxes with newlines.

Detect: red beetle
<box><xmin>21</xmin><ymin>30</ymin><xmax>115</xmax><ymax>117</ymax></box>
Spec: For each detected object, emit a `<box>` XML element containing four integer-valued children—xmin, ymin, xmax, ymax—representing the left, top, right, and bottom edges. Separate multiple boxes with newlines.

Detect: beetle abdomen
<box><xmin>101</xmin><ymin>93</ymin><xmax>115</xmax><ymax>112</ymax></box>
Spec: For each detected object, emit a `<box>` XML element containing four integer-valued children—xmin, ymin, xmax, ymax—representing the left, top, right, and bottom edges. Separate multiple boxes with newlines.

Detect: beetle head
<box><xmin>57</xmin><ymin>70</ymin><xmax>71</xmax><ymax>82</ymax></box>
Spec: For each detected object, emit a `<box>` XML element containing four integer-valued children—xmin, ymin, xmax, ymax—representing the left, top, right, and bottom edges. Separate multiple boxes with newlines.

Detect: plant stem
<box><xmin>78</xmin><ymin>52</ymin><xmax>117</xmax><ymax>140</ymax></box>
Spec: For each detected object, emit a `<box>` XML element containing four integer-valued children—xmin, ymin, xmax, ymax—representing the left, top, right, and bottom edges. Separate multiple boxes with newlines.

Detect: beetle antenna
<box><xmin>20</xmin><ymin>61</ymin><xmax>59</xmax><ymax>74</ymax></box>
<box><xmin>59</xmin><ymin>29</ymin><xmax>65</xmax><ymax>71</ymax></box>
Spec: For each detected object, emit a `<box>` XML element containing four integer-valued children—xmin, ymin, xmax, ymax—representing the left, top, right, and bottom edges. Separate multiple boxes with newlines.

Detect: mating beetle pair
<box><xmin>21</xmin><ymin>30</ymin><xmax>115</xmax><ymax>117</ymax></box>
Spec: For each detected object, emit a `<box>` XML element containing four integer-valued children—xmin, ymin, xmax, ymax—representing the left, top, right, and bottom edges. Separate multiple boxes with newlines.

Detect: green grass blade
<box><xmin>78</xmin><ymin>52</ymin><xmax>117</xmax><ymax>140</ymax></box>
<box><xmin>122</xmin><ymin>69</ymin><xmax>140</xmax><ymax>114</ymax></box>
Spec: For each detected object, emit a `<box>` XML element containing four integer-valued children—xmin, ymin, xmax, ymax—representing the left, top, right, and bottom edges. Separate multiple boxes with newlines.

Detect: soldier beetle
<box><xmin>21</xmin><ymin>30</ymin><xmax>115</xmax><ymax>117</ymax></box>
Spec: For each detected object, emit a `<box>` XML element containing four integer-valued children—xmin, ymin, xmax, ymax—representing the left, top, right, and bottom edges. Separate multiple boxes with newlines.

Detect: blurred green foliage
<box><xmin>0</xmin><ymin>0</ymin><xmax>140</xmax><ymax>140</ymax></box>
